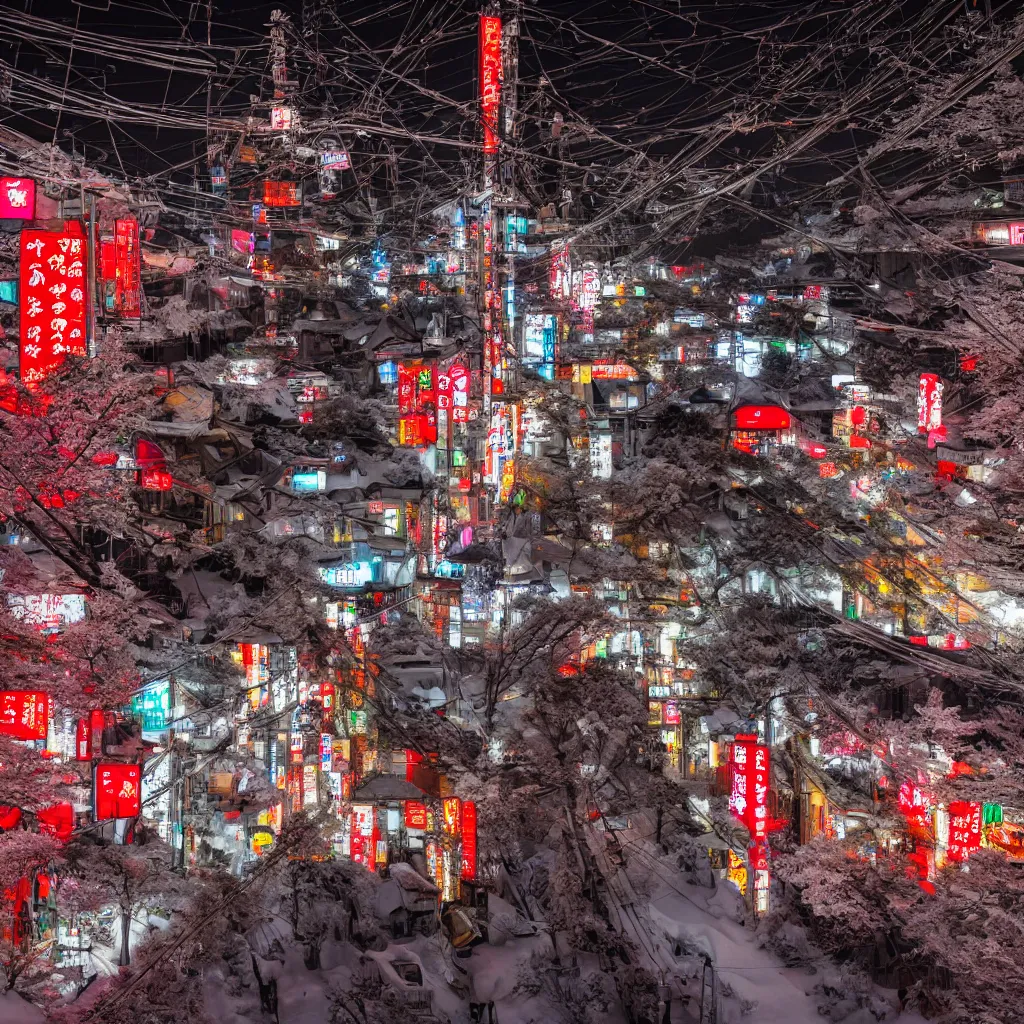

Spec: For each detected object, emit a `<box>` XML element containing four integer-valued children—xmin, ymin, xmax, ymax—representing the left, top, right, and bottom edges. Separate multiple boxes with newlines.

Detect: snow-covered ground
<box><xmin>0</xmin><ymin>990</ymin><xmax>46</xmax><ymax>1024</ymax></box>
<box><xmin>646</xmin><ymin>869</ymin><xmax>930</xmax><ymax>1024</ymax></box>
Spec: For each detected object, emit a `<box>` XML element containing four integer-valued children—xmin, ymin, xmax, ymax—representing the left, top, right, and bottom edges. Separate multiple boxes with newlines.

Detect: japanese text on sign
<box><xmin>730</xmin><ymin>738</ymin><xmax>770</xmax><ymax>840</ymax></box>
<box><xmin>20</xmin><ymin>228</ymin><xmax>87</xmax><ymax>386</ymax></box>
<box><xmin>479</xmin><ymin>16</ymin><xmax>502</xmax><ymax>154</ymax></box>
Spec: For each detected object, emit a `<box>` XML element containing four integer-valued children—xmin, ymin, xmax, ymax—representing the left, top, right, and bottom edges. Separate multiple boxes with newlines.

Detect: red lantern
<box><xmin>850</xmin><ymin>406</ymin><xmax>866</xmax><ymax>426</ymax></box>
<box><xmin>37</xmin><ymin>802</ymin><xmax>74</xmax><ymax>843</ymax></box>
<box><xmin>0</xmin><ymin>807</ymin><xmax>23</xmax><ymax>831</ymax></box>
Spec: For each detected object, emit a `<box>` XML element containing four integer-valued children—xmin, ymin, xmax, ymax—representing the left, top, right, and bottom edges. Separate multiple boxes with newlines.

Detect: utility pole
<box><xmin>83</xmin><ymin>189</ymin><xmax>97</xmax><ymax>357</ymax></box>
<box><xmin>501</xmin><ymin>4</ymin><xmax>521</xmax><ymax>399</ymax></box>
<box><xmin>478</xmin><ymin>6</ymin><xmax>502</xmax><ymax>423</ymax></box>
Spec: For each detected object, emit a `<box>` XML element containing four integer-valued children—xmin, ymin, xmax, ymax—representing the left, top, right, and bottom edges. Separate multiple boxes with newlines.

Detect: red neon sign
<box><xmin>443</xmin><ymin>796</ymin><xmax>461</xmax><ymax>835</ymax></box>
<box><xmin>729</xmin><ymin>738</ymin><xmax>770</xmax><ymax>840</ymax></box>
<box><xmin>404</xmin><ymin>801</ymin><xmax>428</xmax><ymax>830</ymax></box>
<box><xmin>437</xmin><ymin>361</ymin><xmax>468</xmax><ymax>418</ymax></box>
<box><xmin>800</xmin><ymin>438</ymin><xmax>828</xmax><ymax>459</ymax></box>
<box><xmin>94</xmin><ymin>762</ymin><xmax>142</xmax><ymax>820</ymax></box>
<box><xmin>20</xmin><ymin>226</ymin><xmax>87</xmax><ymax>387</ymax></box>
<box><xmin>461</xmin><ymin>801</ymin><xmax>478</xmax><ymax>880</ymax></box>
<box><xmin>0</xmin><ymin>691</ymin><xmax>51</xmax><ymax>740</ymax></box>
<box><xmin>397</xmin><ymin>363</ymin><xmax>416</xmax><ymax>415</ymax></box>
<box><xmin>479</xmin><ymin>16</ymin><xmax>502</xmax><ymax>154</ymax></box>
<box><xmin>76</xmin><ymin>717</ymin><xmax>92</xmax><ymax>760</ymax></box>
<box><xmin>947</xmin><ymin>800</ymin><xmax>982</xmax><ymax>862</ymax></box>
<box><xmin>405</xmin><ymin>749</ymin><xmax>423</xmax><ymax>782</ymax></box>
<box><xmin>733</xmin><ymin>405</ymin><xmax>791</xmax><ymax>431</ymax></box>
<box><xmin>918</xmin><ymin>373</ymin><xmax>942</xmax><ymax>434</ymax></box>
<box><xmin>0</xmin><ymin>178</ymin><xmax>35</xmax><ymax>219</ymax></box>
<box><xmin>114</xmin><ymin>218</ymin><xmax>141</xmax><ymax>318</ymax></box>
<box><xmin>263</xmin><ymin>181</ymin><xmax>300</xmax><ymax>207</ymax></box>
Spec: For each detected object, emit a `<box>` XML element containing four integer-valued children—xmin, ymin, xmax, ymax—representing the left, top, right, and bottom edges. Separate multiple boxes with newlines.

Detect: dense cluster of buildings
<box><xmin>2</xmin><ymin>10</ymin><xmax>1023</xmax><ymax>1008</ymax></box>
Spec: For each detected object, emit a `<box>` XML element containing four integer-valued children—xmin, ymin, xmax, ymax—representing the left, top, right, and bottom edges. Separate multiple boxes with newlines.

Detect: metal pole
<box><xmin>85</xmin><ymin>191</ymin><xmax>97</xmax><ymax>357</ymax></box>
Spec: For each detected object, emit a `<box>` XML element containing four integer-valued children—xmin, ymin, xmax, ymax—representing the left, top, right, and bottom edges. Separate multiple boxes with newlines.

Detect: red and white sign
<box><xmin>590</xmin><ymin>362</ymin><xmax>638</xmax><ymax>380</ymax></box>
<box><xmin>76</xmin><ymin>717</ymin><xmax>92</xmax><ymax>760</ymax></box>
<box><xmin>947</xmin><ymin>800</ymin><xmax>982</xmax><ymax>862</ymax></box>
<box><xmin>0</xmin><ymin>178</ymin><xmax>35</xmax><ymax>219</ymax></box>
<box><xmin>451</xmin><ymin>362</ymin><xmax>469</xmax><ymax>423</ymax></box>
<box><xmin>479</xmin><ymin>16</ymin><xmax>502</xmax><ymax>154</ymax></box>
<box><xmin>461</xmin><ymin>801</ymin><xmax>478</xmax><ymax>880</ymax></box>
<box><xmin>729</xmin><ymin>736</ymin><xmax>770</xmax><ymax>840</ymax></box>
<box><xmin>351</xmin><ymin>804</ymin><xmax>374</xmax><ymax>837</ymax></box>
<box><xmin>270</xmin><ymin>106</ymin><xmax>293</xmax><ymax>130</ymax></box>
<box><xmin>114</xmin><ymin>218</ymin><xmax>141</xmax><ymax>318</ymax></box>
<box><xmin>0</xmin><ymin>691</ymin><xmax>51</xmax><ymax>740</ymax></box>
<box><xmin>897</xmin><ymin>779</ymin><xmax>931</xmax><ymax>832</ymax></box>
<box><xmin>437</xmin><ymin>360</ymin><xmax>470</xmax><ymax>423</ymax></box>
<box><xmin>918</xmin><ymin>373</ymin><xmax>942</xmax><ymax>433</ymax></box>
<box><xmin>404</xmin><ymin>801</ymin><xmax>428</xmax><ymax>830</ymax></box>
<box><xmin>20</xmin><ymin>226</ymin><xmax>87</xmax><ymax>386</ymax></box>
<box><xmin>733</xmin><ymin>405</ymin><xmax>791</xmax><ymax>431</ymax></box>
<box><xmin>94</xmin><ymin>762</ymin><xmax>141</xmax><ymax>820</ymax></box>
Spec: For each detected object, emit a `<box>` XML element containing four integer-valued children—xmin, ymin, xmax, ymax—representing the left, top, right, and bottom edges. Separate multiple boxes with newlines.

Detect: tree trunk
<box><xmin>119</xmin><ymin>908</ymin><xmax>132</xmax><ymax>966</ymax></box>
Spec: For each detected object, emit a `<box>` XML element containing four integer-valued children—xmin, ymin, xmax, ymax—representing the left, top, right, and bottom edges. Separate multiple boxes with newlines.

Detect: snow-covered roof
<box><xmin>352</xmin><ymin>775</ymin><xmax>426</xmax><ymax>801</ymax></box>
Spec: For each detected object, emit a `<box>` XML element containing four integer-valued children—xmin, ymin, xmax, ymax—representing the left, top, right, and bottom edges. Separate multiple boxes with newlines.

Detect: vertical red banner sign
<box><xmin>450</xmin><ymin>362</ymin><xmax>470</xmax><ymax>423</ymax></box>
<box><xmin>405</xmin><ymin>749</ymin><xmax>423</xmax><ymax>782</ymax></box>
<box><xmin>729</xmin><ymin>736</ymin><xmax>770</xmax><ymax>840</ymax></box>
<box><xmin>19</xmin><ymin>227</ymin><xmax>87</xmax><ymax>386</ymax></box>
<box><xmin>479</xmin><ymin>16</ymin><xmax>502</xmax><ymax>154</ymax></box>
<box><xmin>76</xmin><ymin>717</ymin><xmax>92</xmax><ymax>760</ymax></box>
<box><xmin>397</xmin><ymin>363</ymin><xmax>416</xmax><ymax>414</ymax></box>
<box><xmin>442</xmin><ymin>796</ymin><xmax>461</xmax><ymax>835</ymax></box>
<box><xmin>436</xmin><ymin>367</ymin><xmax>453</xmax><ymax>412</ymax></box>
<box><xmin>460</xmin><ymin>801</ymin><xmax>478</xmax><ymax>880</ymax></box>
<box><xmin>114</xmin><ymin>218</ymin><xmax>141</xmax><ymax>317</ymax></box>
<box><xmin>947</xmin><ymin>801</ymin><xmax>982</xmax><ymax>862</ymax></box>
<box><xmin>918</xmin><ymin>373</ymin><xmax>942</xmax><ymax>433</ymax></box>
